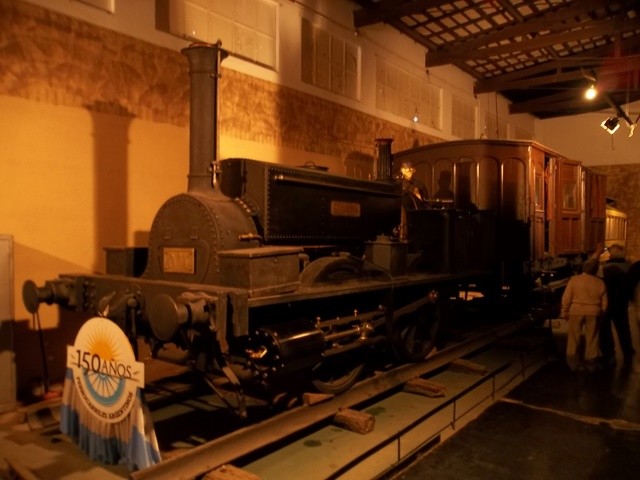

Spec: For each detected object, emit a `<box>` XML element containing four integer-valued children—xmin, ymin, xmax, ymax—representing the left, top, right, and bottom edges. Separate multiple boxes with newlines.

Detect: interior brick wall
<box><xmin>0</xmin><ymin>0</ymin><xmax>437</xmax><ymax>177</ymax></box>
<box><xmin>0</xmin><ymin>0</ymin><xmax>189</xmax><ymax>124</ymax></box>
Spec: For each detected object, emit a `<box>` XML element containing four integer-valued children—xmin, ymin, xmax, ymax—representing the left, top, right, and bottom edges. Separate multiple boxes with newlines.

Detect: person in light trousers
<box><xmin>561</xmin><ymin>258</ymin><xmax>608</xmax><ymax>372</ymax></box>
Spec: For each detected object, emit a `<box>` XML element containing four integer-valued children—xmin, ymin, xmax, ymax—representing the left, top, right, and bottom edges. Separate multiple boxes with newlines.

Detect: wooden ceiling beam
<box><xmin>511</xmin><ymin>100</ymin><xmax>604</xmax><ymax>115</ymax></box>
<box><xmin>353</xmin><ymin>0</ymin><xmax>447</xmax><ymax>29</ymax></box>
<box><xmin>465</xmin><ymin>1</ymin><xmax>609</xmax><ymax>45</ymax></box>
<box><xmin>352</xmin><ymin>0</ymin><xmax>639</xmax><ymax>118</ymax></box>
<box><xmin>474</xmin><ymin>58</ymin><xmax>600</xmax><ymax>91</ymax></box>
<box><xmin>424</xmin><ymin>2</ymin><xmax>596</xmax><ymax>65</ymax></box>
<box><xmin>510</xmin><ymin>91</ymin><xmax>640</xmax><ymax>116</ymax></box>
<box><xmin>475</xmin><ymin>55</ymin><xmax>640</xmax><ymax>94</ymax></box>
<box><xmin>509</xmin><ymin>94</ymin><xmax>598</xmax><ymax>115</ymax></box>
<box><xmin>495</xmin><ymin>0</ymin><xmax>524</xmax><ymax>23</ymax></box>
<box><xmin>482</xmin><ymin>70</ymin><xmax>588</xmax><ymax>92</ymax></box>
<box><xmin>428</xmin><ymin>16</ymin><xmax>640</xmax><ymax>67</ymax></box>
<box><xmin>473</xmin><ymin>48</ymin><xmax>640</xmax><ymax>93</ymax></box>
<box><xmin>423</xmin><ymin>1</ymin><xmax>630</xmax><ymax>67</ymax></box>
<box><xmin>508</xmin><ymin>90</ymin><xmax>579</xmax><ymax>112</ymax></box>
<box><xmin>387</xmin><ymin>18</ymin><xmax>439</xmax><ymax>50</ymax></box>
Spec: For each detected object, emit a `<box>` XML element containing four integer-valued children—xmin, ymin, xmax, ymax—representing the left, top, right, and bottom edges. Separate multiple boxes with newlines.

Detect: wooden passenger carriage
<box><xmin>392</xmin><ymin>139</ymin><xmax>606</xmax><ymax>280</ymax></box>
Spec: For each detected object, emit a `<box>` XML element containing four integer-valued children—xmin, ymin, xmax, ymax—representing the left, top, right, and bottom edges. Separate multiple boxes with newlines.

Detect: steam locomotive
<box><xmin>22</xmin><ymin>44</ymin><xmax>606</xmax><ymax>412</ymax></box>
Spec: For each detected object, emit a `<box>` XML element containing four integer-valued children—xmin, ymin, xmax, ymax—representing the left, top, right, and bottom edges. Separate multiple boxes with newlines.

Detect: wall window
<box><xmin>168</xmin><ymin>0</ymin><xmax>278</xmax><ymax>69</ymax></box>
<box><xmin>451</xmin><ymin>95</ymin><xmax>476</xmax><ymax>139</ymax></box>
<box><xmin>376</xmin><ymin>57</ymin><xmax>441</xmax><ymax>129</ymax></box>
<box><xmin>301</xmin><ymin>17</ymin><xmax>359</xmax><ymax>99</ymax></box>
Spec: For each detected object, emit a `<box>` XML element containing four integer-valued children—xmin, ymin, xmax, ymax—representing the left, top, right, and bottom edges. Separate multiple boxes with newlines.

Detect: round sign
<box><xmin>67</xmin><ymin>317</ymin><xmax>145</xmax><ymax>423</ymax></box>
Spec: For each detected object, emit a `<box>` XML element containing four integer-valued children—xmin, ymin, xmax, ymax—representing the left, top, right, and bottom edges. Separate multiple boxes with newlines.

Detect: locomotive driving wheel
<box><xmin>390</xmin><ymin>290</ymin><xmax>443</xmax><ymax>362</ymax></box>
<box><xmin>310</xmin><ymin>352</ymin><xmax>366</xmax><ymax>395</ymax></box>
<box><xmin>300</xmin><ymin>254</ymin><xmax>392</xmax><ymax>286</ymax></box>
<box><xmin>301</xmin><ymin>256</ymin><xmax>381</xmax><ymax>394</ymax></box>
<box><xmin>300</xmin><ymin>255</ymin><xmax>363</xmax><ymax>285</ymax></box>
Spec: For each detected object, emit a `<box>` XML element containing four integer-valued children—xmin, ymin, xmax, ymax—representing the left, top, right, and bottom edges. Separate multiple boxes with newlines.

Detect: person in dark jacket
<box><xmin>600</xmin><ymin>245</ymin><xmax>635</xmax><ymax>367</ymax></box>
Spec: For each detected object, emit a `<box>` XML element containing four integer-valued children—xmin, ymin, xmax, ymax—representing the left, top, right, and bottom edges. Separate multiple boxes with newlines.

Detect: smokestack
<box><xmin>181</xmin><ymin>43</ymin><xmax>227</xmax><ymax>193</ymax></box>
<box><xmin>375</xmin><ymin>138</ymin><xmax>393</xmax><ymax>181</ymax></box>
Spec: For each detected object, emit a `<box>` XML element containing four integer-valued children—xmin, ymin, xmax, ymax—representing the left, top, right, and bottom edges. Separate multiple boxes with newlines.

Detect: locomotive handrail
<box><xmin>272</xmin><ymin>173</ymin><xmax>399</xmax><ymax>196</ymax></box>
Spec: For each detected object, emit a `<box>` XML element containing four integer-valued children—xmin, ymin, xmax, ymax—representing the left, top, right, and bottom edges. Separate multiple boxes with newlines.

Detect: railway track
<box><xmin>134</xmin><ymin>316</ymin><xmax>547</xmax><ymax>480</ymax></box>
<box><xmin>0</xmin><ymin>316</ymin><xmax>551</xmax><ymax>480</ymax></box>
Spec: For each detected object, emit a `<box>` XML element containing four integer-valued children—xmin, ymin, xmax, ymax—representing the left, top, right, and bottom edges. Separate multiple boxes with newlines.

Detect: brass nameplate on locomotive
<box><xmin>330</xmin><ymin>200</ymin><xmax>361</xmax><ymax>217</ymax></box>
<box><xmin>331</xmin><ymin>200</ymin><xmax>360</xmax><ymax>217</ymax></box>
<box><xmin>163</xmin><ymin>247</ymin><xmax>195</xmax><ymax>274</ymax></box>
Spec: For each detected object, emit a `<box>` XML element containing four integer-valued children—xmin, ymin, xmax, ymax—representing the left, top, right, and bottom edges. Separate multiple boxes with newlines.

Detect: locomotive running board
<box><xmin>132</xmin><ymin>316</ymin><xmax>532</xmax><ymax>480</ymax></box>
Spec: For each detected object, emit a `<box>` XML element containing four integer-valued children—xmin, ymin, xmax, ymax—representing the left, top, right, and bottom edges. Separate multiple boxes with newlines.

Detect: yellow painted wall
<box><xmin>0</xmin><ymin>94</ymin><xmax>189</xmax><ymax>391</ymax></box>
<box><xmin>1</xmin><ymin>94</ymin><xmax>189</xmax><ymax>320</ymax></box>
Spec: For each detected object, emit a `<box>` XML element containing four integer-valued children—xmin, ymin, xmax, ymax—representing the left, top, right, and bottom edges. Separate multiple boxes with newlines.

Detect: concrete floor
<box><xmin>393</xmin><ymin>316</ymin><xmax>640</xmax><ymax>480</ymax></box>
<box><xmin>393</xmin><ymin>359</ymin><xmax>640</xmax><ymax>480</ymax></box>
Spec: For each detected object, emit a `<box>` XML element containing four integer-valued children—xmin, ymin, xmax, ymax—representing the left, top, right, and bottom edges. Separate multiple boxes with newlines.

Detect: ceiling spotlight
<box><xmin>584</xmin><ymin>84</ymin><xmax>597</xmax><ymax>100</ymax></box>
<box><xmin>601</xmin><ymin>116</ymin><xmax>620</xmax><ymax>134</ymax></box>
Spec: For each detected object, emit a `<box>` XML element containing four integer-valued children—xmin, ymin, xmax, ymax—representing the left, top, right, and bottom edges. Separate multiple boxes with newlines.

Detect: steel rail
<box><xmin>132</xmin><ymin>317</ymin><xmax>531</xmax><ymax>480</ymax></box>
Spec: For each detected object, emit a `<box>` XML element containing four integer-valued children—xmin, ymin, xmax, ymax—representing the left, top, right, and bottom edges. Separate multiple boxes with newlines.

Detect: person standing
<box><xmin>398</xmin><ymin>161</ymin><xmax>429</xmax><ymax>208</ymax></box>
<box><xmin>396</xmin><ymin>161</ymin><xmax>428</xmax><ymax>240</ymax></box>
<box><xmin>600</xmin><ymin>245</ymin><xmax>635</xmax><ymax>367</ymax></box>
<box><xmin>560</xmin><ymin>258</ymin><xmax>608</xmax><ymax>372</ymax></box>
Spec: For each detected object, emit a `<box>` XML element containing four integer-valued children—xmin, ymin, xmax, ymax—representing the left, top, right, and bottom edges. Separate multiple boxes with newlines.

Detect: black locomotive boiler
<box><xmin>22</xmin><ymin>43</ymin><xmax>604</xmax><ymax>413</ymax></box>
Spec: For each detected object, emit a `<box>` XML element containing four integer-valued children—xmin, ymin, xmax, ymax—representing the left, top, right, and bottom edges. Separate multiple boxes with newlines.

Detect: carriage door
<box><xmin>530</xmin><ymin>148</ymin><xmax>545</xmax><ymax>263</ymax></box>
<box><xmin>583</xmin><ymin>169</ymin><xmax>606</xmax><ymax>253</ymax></box>
<box><xmin>554</xmin><ymin>158</ymin><xmax>582</xmax><ymax>254</ymax></box>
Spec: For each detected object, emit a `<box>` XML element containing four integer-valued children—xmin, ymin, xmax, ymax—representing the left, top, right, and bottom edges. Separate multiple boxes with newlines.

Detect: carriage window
<box><xmin>534</xmin><ymin>174</ymin><xmax>543</xmax><ymax>209</ymax></box>
<box><xmin>502</xmin><ymin>158</ymin><xmax>526</xmax><ymax>220</ymax></box>
<box><xmin>454</xmin><ymin>161</ymin><xmax>475</xmax><ymax>209</ymax></box>
<box><xmin>477</xmin><ymin>157</ymin><xmax>499</xmax><ymax>210</ymax></box>
<box><xmin>433</xmin><ymin>160</ymin><xmax>454</xmax><ymax>203</ymax></box>
<box><xmin>414</xmin><ymin>162</ymin><xmax>433</xmax><ymax>197</ymax></box>
<box><xmin>563</xmin><ymin>183</ymin><xmax>576</xmax><ymax>209</ymax></box>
